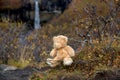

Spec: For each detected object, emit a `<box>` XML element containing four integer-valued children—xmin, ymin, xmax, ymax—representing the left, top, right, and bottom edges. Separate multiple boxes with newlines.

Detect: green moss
<box><xmin>8</xmin><ymin>59</ymin><xmax>30</xmax><ymax>68</ymax></box>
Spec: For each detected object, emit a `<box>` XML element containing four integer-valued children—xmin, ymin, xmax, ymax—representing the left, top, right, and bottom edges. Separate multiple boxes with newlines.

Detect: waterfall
<box><xmin>34</xmin><ymin>0</ymin><xmax>41</xmax><ymax>29</ymax></box>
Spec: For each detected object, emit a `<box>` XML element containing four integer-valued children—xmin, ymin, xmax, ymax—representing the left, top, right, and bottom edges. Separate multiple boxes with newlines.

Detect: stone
<box><xmin>0</xmin><ymin>64</ymin><xmax>17</xmax><ymax>72</ymax></box>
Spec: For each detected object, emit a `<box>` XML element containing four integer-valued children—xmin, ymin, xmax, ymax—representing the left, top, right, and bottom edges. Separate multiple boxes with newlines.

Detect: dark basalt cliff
<box><xmin>0</xmin><ymin>0</ymin><xmax>72</xmax><ymax>24</ymax></box>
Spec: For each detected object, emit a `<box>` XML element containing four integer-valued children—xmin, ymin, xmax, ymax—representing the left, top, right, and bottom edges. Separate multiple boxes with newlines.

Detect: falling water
<box><xmin>34</xmin><ymin>0</ymin><xmax>41</xmax><ymax>29</ymax></box>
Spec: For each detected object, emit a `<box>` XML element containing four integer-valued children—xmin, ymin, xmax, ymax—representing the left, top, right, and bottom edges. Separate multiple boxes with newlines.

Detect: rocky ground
<box><xmin>0</xmin><ymin>64</ymin><xmax>34</xmax><ymax>80</ymax></box>
<box><xmin>0</xmin><ymin>64</ymin><xmax>120</xmax><ymax>80</ymax></box>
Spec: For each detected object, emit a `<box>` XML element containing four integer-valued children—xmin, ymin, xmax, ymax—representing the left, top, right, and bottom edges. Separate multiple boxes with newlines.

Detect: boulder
<box><xmin>0</xmin><ymin>64</ymin><xmax>17</xmax><ymax>72</ymax></box>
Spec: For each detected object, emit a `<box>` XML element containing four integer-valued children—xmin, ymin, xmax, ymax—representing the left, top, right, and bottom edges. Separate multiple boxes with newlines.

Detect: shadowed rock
<box><xmin>92</xmin><ymin>70</ymin><xmax>120</xmax><ymax>80</ymax></box>
<box><xmin>0</xmin><ymin>64</ymin><xmax>17</xmax><ymax>72</ymax></box>
<box><xmin>0</xmin><ymin>64</ymin><xmax>52</xmax><ymax>80</ymax></box>
<box><xmin>0</xmin><ymin>73</ymin><xmax>7</xmax><ymax>80</ymax></box>
<box><xmin>0</xmin><ymin>66</ymin><xmax>35</xmax><ymax>80</ymax></box>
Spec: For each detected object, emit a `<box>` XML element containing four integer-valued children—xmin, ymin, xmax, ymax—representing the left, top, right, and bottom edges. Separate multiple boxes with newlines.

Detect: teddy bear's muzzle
<box><xmin>54</xmin><ymin>43</ymin><xmax>62</xmax><ymax>49</ymax></box>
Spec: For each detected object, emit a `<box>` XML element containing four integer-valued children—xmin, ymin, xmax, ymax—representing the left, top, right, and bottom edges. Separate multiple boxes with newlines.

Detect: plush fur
<box><xmin>46</xmin><ymin>35</ymin><xmax>75</xmax><ymax>67</ymax></box>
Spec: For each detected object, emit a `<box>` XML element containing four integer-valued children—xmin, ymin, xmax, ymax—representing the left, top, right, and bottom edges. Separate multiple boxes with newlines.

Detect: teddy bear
<box><xmin>46</xmin><ymin>35</ymin><xmax>75</xmax><ymax>67</ymax></box>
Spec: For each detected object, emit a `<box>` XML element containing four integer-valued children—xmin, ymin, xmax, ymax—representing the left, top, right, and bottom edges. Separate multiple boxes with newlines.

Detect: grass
<box><xmin>8</xmin><ymin>59</ymin><xmax>30</xmax><ymax>68</ymax></box>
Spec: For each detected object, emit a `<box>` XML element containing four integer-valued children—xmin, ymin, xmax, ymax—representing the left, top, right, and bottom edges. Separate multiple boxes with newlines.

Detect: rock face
<box><xmin>0</xmin><ymin>0</ymin><xmax>72</xmax><ymax>11</ymax></box>
<box><xmin>0</xmin><ymin>0</ymin><xmax>72</xmax><ymax>23</ymax></box>
<box><xmin>0</xmin><ymin>0</ymin><xmax>23</xmax><ymax>10</ymax></box>
<box><xmin>0</xmin><ymin>65</ymin><xmax>35</xmax><ymax>80</ymax></box>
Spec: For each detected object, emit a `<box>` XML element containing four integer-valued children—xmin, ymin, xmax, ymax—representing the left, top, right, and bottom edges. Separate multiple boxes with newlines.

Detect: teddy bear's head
<box><xmin>53</xmin><ymin>35</ymin><xmax>68</xmax><ymax>49</ymax></box>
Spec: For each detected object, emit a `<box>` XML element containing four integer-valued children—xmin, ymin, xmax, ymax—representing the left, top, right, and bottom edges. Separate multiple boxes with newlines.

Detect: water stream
<box><xmin>34</xmin><ymin>0</ymin><xmax>41</xmax><ymax>29</ymax></box>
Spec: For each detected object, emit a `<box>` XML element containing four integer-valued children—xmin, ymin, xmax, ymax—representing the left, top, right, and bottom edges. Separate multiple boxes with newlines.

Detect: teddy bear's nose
<box><xmin>54</xmin><ymin>43</ymin><xmax>58</xmax><ymax>47</ymax></box>
<box><xmin>54</xmin><ymin>43</ymin><xmax>61</xmax><ymax>48</ymax></box>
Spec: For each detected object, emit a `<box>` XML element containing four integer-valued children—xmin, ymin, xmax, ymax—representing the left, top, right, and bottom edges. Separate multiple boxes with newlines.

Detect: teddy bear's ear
<box><xmin>59</xmin><ymin>35</ymin><xmax>68</xmax><ymax>43</ymax></box>
<box><xmin>64</xmin><ymin>36</ymin><xmax>68</xmax><ymax>43</ymax></box>
<box><xmin>53</xmin><ymin>36</ymin><xmax>57</xmax><ymax>41</ymax></box>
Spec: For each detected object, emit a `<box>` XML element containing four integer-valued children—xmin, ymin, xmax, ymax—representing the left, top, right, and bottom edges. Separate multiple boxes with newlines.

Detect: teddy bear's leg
<box><xmin>63</xmin><ymin>57</ymin><xmax>73</xmax><ymax>66</ymax></box>
<box><xmin>46</xmin><ymin>58</ymin><xmax>53</xmax><ymax>66</ymax></box>
<box><xmin>65</xmin><ymin>46</ymin><xmax>75</xmax><ymax>57</ymax></box>
<box><xmin>46</xmin><ymin>58</ymin><xmax>60</xmax><ymax>67</ymax></box>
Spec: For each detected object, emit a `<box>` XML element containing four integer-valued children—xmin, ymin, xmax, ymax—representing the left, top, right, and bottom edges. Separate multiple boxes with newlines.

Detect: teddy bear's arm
<box><xmin>66</xmin><ymin>46</ymin><xmax>75</xmax><ymax>57</ymax></box>
<box><xmin>50</xmin><ymin>49</ymin><xmax>56</xmax><ymax>57</ymax></box>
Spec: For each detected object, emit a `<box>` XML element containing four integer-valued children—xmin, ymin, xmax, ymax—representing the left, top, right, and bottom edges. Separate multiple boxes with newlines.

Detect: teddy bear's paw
<box><xmin>47</xmin><ymin>58</ymin><xmax>53</xmax><ymax>61</ymax></box>
<box><xmin>46</xmin><ymin>61</ymin><xmax>56</xmax><ymax>67</ymax></box>
<box><xmin>46</xmin><ymin>61</ymin><xmax>52</xmax><ymax>65</ymax></box>
<box><xmin>63</xmin><ymin>58</ymin><xmax>73</xmax><ymax>66</ymax></box>
<box><xmin>46</xmin><ymin>59</ymin><xmax>55</xmax><ymax>67</ymax></box>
